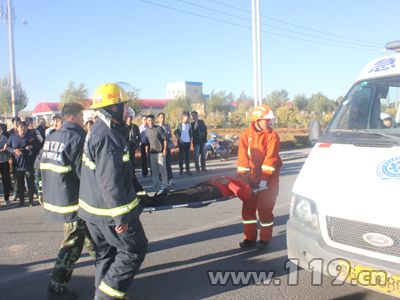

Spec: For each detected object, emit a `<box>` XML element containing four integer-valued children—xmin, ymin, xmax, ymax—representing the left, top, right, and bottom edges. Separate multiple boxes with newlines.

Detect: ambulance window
<box><xmin>329</xmin><ymin>76</ymin><xmax>400</xmax><ymax>133</ymax></box>
<box><xmin>333</xmin><ymin>85</ymin><xmax>373</xmax><ymax>130</ymax></box>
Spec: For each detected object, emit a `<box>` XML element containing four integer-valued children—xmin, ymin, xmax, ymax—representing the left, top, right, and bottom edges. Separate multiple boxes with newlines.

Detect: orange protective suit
<box><xmin>236</xmin><ymin>121</ymin><xmax>282</xmax><ymax>242</ymax></box>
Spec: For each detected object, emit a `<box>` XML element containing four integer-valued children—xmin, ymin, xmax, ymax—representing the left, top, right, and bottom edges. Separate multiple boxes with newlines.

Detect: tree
<box><xmin>164</xmin><ymin>94</ymin><xmax>192</xmax><ymax>115</ymax></box>
<box><xmin>126</xmin><ymin>86</ymin><xmax>143</xmax><ymax>116</ymax></box>
<box><xmin>228</xmin><ymin>111</ymin><xmax>245</xmax><ymax>128</ymax></box>
<box><xmin>263</xmin><ymin>89</ymin><xmax>289</xmax><ymax>113</ymax></box>
<box><xmin>166</xmin><ymin>107</ymin><xmax>184</xmax><ymax>129</ymax></box>
<box><xmin>236</xmin><ymin>100</ymin><xmax>253</xmax><ymax>115</ymax></box>
<box><xmin>296</xmin><ymin>113</ymin><xmax>313</xmax><ymax>129</ymax></box>
<box><xmin>319</xmin><ymin>113</ymin><xmax>334</xmax><ymax>127</ymax></box>
<box><xmin>59</xmin><ymin>81</ymin><xmax>89</xmax><ymax>110</ymax></box>
<box><xmin>208</xmin><ymin>90</ymin><xmax>231</xmax><ymax>115</ymax></box>
<box><xmin>192</xmin><ymin>94</ymin><xmax>208</xmax><ymax>105</ymax></box>
<box><xmin>235</xmin><ymin>91</ymin><xmax>253</xmax><ymax>107</ymax></box>
<box><xmin>0</xmin><ymin>72</ymin><xmax>29</xmax><ymax>119</ymax></box>
<box><xmin>276</xmin><ymin>106</ymin><xmax>299</xmax><ymax>128</ymax></box>
<box><xmin>205</xmin><ymin>110</ymin><xmax>226</xmax><ymax>129</ymax></box>
<box><xmin>307</xmin><ymin>92</ymin><xmax>335</xmax><ymax>115</ymax></box>
<box><xmin>293</xmin><ymin>93</ymin><xmax>308</xmax><ymax>111</ymax></box>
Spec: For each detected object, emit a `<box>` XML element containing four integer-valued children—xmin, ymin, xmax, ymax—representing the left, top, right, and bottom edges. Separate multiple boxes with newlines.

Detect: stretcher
<box><xmin>142</xmin><ymin>186</ymin><xmax>268</xmax><ymax>213</ymax></box>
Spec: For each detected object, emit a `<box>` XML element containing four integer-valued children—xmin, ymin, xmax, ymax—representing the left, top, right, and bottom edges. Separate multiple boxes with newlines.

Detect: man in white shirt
<box><xmin>174</xmin><ymin>111</ymin><xmax>193</xmax><ymax>176</ymax></box>
<box><xmin>139</xmin><ymin>115</ymin><xmax>150</xmax><ymax>177</ymax></box>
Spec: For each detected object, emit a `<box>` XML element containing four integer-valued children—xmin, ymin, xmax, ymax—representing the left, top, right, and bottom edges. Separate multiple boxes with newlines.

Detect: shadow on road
<box><xmin>147</xmin><ymin>214</ymin><xmax>289</xmax><ymax>255</ymax></box>
<box><xmin>128</xmin><ymin>215</ymin><xmax>290</xmax><ymax>300</ymax></box>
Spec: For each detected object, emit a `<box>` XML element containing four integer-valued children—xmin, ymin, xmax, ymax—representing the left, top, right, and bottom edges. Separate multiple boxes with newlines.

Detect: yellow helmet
<box><xmin>90</xmin><ymin>83</ymin><xmax>131</xmax><ymax>110</ymax></box>
<box><xmin>251</xmin><ymin>104</ymin><xmax>275</xmax><ymax>122</ymax></box>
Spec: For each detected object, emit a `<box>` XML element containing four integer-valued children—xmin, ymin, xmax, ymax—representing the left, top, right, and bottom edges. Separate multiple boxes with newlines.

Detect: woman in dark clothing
<box><xmin>0</xmin><ymin>124</ymin><xmax>11</xmax><ymax>206</ymax></box>
<box><xmin>6</xmin><ymin>121</ymin><xmax>41</xmax><ymax>207</ymax></box>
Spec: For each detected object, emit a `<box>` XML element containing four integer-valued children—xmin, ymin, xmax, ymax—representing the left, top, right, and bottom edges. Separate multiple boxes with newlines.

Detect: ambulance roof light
<box><xmin>385</xmin><ymin>40</ymin><xmax>400</xmax><ymax>52</ymax></box>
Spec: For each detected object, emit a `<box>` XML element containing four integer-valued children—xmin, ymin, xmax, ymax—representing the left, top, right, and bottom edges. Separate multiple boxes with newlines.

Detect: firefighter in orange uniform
<box><xmin>236</xmin><ymin>104</ymin><xmax>282</xmax><ymax>250</ymax></box>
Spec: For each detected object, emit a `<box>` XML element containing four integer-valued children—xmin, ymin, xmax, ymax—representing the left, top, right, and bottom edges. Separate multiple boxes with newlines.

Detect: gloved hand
<box><xmin>259</xmin><ymin>180</ymin><xmax>268</xmax><ymax>189</ymax></box>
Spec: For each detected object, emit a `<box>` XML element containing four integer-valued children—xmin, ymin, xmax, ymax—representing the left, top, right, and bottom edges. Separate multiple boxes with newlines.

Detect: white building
<box><xmin>167</xmin><ymin>81</ymin><xmax>203</xmax><ymax>101</ymax></box>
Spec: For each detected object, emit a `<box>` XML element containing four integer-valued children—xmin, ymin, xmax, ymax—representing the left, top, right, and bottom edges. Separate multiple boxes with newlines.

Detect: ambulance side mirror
<box><xmin>309</xmin><ymin>119</ymin><xmax>321</xmax><ymax>146</ymax></box>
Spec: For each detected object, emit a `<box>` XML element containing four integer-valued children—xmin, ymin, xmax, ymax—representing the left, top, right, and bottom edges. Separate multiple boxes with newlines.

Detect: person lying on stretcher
<box><xmin>139</xmin><ymin>176</ymin><xmax>252</xmax><ymax>207</ymax></box>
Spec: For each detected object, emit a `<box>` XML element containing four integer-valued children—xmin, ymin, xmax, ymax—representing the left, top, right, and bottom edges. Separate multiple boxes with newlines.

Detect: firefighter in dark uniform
<box><xmin>78</xmin><ymin>83</ymin><xmax>148</xmax><ymax>300</ymax></box>
<box><xmin>38</xmin><ymin>102</ymin><xmax>97</xmax><ymax>300</ymax></box>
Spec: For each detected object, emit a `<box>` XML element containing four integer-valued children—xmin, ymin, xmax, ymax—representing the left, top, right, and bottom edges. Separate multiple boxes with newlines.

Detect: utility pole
<box><xmin>251</xmin><ymin>0</ymin><xmax>258</xmax><ymax>108</ymax></box>
<box><xmin>1</xmin><ymin>0</ymin><xmax>18</xmax><ymax>118</ymax></box>
<box><xmin>256</xmin><ymin>0</ymin><xmax>262</xmax><ymax>105</ymax></box>
<box><xmin>251</xmin><ymin>0</ymin><xmax>263</xmax><ymax>107</ymax></box>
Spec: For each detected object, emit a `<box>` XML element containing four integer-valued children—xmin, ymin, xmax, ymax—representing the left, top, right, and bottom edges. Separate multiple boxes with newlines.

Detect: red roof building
<box><xmin>33</xmin><ymin>102</ymin><xmax>61</xmax><ymax>115</ymax></box>
<box><xmin>139</xmin><ymin>99</ymin><xmax>170</xmax><ymax>109</ymax></box>
<box><xmin>33</xmin><ymin>99</ymin><xmax>171</xmax><ymax>122</ymax></box>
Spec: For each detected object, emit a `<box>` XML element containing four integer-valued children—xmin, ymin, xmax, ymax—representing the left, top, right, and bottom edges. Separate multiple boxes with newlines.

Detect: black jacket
<box><xmin>38</xmin><ymin>121</ymin><xmax>86</xmax><ymax>222</ymax></box>
<box><xmin>7</xmin><ymin>132</ymin><xmax>41</xmax><ymax>171</ymax></box>
<box><xmin>191</xmin><ymin>119</ymin><xmax>207</xmax><ymax>144</ymax></box>
<box><xmin>78</xmin><ymin>117</ymin><xmax>140</xmax><ymax>226</ymax></box>
<box><xmin>127</xmin><ymin>123</ymin><xmax>140</xmax><ymax>152</ymax></box>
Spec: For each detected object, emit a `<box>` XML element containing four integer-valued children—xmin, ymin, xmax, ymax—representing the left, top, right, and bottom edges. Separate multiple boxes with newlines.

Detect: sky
<box><xmin>0</xmin><ymin>0</ymin><xmax>399</xmax><ymax>112</ymax></box>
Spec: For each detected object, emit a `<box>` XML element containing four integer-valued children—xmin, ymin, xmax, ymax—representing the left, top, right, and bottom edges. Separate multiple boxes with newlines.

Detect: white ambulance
<box><xmin>287</xmin><ymin>41</ymin><xmax>400</xmax><ymax>298</ymax></box>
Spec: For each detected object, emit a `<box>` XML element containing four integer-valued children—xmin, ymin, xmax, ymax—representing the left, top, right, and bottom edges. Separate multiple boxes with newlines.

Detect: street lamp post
<box><xmin>1</xmin><ymin>0</ymin><xmax>18</xmax><ymax>118</ymax></box>
<box><xmin>251</xmin><ymin>0</ymin><xmax>263</xmax><ymax>107</ymax></box>
<box><xmin>8</xmin><ymin>0</ymin><xmax>18</xmax><ymax>118</ymax></box>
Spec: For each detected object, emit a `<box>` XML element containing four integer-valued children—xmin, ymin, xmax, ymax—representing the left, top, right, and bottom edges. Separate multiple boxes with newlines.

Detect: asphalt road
<box><xmin>0</xmin><ymin>148</ymin><xmax>395</xmax><ymax>300</ymax></box>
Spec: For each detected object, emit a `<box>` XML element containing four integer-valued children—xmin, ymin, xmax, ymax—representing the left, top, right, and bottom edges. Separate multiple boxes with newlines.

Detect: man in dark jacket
<box><xmin>191</xmin><ymin>111</ymin><xmax>208</xmax><ymax>173</ymax></box>
<box><xmin>7</xmin><ymin>116</ymin><xmax>21</xmax><ymax>138</ymax></box>
<box><xmin>145</xmin><ymin>114</ymin><xmax>167</xmax><ymax>191</ymax></box>
<box><xmin>36</xmin><ymin>118</ymin><xmax>47</xmax><ymax>140</ymax></box>
<box><xmin>174</xmin><ymin>111</ymin><xmax>193</xmax><ymax>176</ymax></box>
<box><xmin>38</xmin><ymin>102</ymin><xmax>96</xmax><ymax>300</ymax></box>
<box><xmin>124</xmin><ymin>107</ymin><xmax>140</xmax><ymax>171</ymax></box>
<box><xmin>78</xmin><ymin>83</ymin><xmax>147</xmax><ymax>300</ymax></box>
<box><xmin>7</xmin><ymin>121</ymin><xmax>41</xmax><ymax>206</ymax></box>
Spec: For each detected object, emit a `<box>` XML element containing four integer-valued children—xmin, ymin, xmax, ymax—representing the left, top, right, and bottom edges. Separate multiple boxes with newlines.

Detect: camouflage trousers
<box><xmin>49</xmin><ymin>219</ymin><xmax>97</xmax><ymax>292</ymax></box>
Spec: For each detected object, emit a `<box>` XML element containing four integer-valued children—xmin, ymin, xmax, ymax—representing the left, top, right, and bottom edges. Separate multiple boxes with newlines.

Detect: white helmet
<box><xmin>126</xmin><ymin>107</ymin><xmax>136</xmax><ymax>118</ymax></box>
<box><xmin>380</xmin><ymin>113</ymin><xmax>392</xmax><ymax>121</ymax></box>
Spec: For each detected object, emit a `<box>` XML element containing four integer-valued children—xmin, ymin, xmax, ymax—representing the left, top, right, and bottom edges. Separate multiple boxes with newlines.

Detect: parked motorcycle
<box><xmin>205</xmin><ymin>132</ymin><xmax>237</xmax><ymax>160</ymax></box>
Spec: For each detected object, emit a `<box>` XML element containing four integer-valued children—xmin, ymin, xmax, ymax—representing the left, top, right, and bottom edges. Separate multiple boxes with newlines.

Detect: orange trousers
<box><xmin>241</xmin><ymin>169</ymin><xmax>280</xmax><ymax>242</ymax></box>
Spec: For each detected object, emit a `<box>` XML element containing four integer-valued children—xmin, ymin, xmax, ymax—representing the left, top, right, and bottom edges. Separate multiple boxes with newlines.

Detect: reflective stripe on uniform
<box><xmin>248</xmin><ymin>147</ymin><xmax>251</xmax><ymax>156</ymax></box>
<box><xmin>136</xmin><ymin>190</ymin><xmax>147</xmax><ymax>196</ymax></box>
<box><xmin>123</xmin><ymin>152</ymin><xmax>130</xmax><ymax>162</ymax></box>
<box><xmin>79</xmin><ymin>198</ymin><xmax>139</xmax><ymax>217</ymax></box>
<box><xmin>99</xmin><ymin>281</ymin><xmax>125</xmax><ymax>299</ymax></box>
<box><xmin>260</xmin><ymin>221</ymin><xmax>274</xmax><ymax>227</ymax></box>
<box><xmin>82</xmin><ymin>154</ymin><xmax>96</xmax><ymax>170</ymax></box>
<box><xmin>40</xmin><ymin>163</ymin><xmax>72</xmax><ymax>173</ymax></box>
<box><xmin>261</xmin><ymin>165</ymin><xmax>275</xmax><ymax>172</ymax></box>
<box><xmin>243</xmin><ymin>219</ymin><xmax>257</xmax><ymax>224</ymax></box>
<box><xmin>237</xmin><ymin>167</ymin><xmax>250</xmax><ymax>172</ymax></box>
<box><xmin>43</xmin><ymin>202</ymin><xmax>79</xmax><ymax>214</ymax></box>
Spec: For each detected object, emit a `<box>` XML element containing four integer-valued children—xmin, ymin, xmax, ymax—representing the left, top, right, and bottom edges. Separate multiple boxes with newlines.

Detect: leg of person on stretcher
<box><xmin>139</xmin><ymin>176</ymin><xmax>252</xmax><ymax>208</ymax></box>
<box><xmin>140</xmin><ymin>182</ymin><xmax>223</xmax><ymax>207</ymax></box>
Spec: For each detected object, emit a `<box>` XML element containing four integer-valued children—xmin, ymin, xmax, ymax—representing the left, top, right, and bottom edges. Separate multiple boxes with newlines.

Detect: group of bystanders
<box><xmin>137</xmin><ymin>111</ymin><xmax>208</xmax><ymax>192</ymax></box>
